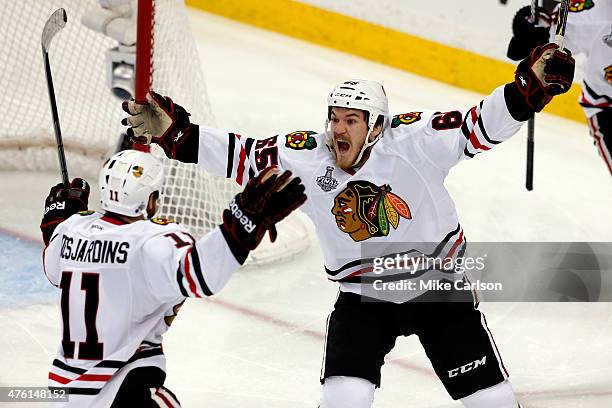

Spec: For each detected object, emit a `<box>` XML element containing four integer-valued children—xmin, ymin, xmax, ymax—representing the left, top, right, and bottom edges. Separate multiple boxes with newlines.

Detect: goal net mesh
<box><xmin>0</xmin><ymin>0</ymin><xmax>308</xmax><ymax>264</ymax></box>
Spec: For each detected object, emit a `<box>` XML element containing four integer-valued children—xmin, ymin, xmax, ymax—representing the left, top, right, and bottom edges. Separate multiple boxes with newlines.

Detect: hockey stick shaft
<box><xmin>554</xmin><ymin>0</ymin><xmax>569</xmax><ymax>47</ymax></box>
<box><xmin>525</xmin><ymin>0</ymin><xmax>538</xmax><ymax>191</ymax></box>
<box><xmin>42</xmin><ymin>9</ymin><xmax>69</xmax><ymax>184</ymax></box>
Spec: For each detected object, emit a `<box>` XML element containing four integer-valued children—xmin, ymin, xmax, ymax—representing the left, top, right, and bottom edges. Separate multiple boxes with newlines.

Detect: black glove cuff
<box><xmin>504</xmin><ymin>82</ymin><xmax>535</xmax><ymax>122</ymax></box>
<box><xmin>174</xmin><ymin>123</ymin><xmax>200</xmax><ymax>164</ymax></box>
<box><xmin>219</xmin><ymin>223</ymin><xmax>250</xmax><ymax>265</ymax></box>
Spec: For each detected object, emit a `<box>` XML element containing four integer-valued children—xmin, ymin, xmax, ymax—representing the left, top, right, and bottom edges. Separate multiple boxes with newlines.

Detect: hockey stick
<box><xmin>42</xmin><ymin>8</ymin><xmax>69</xmax><ymax>184</ymax></box>
<box><xmin>525</xmin><ymin>0</ymin><xmax>539</xmax><ymax>191</ymax></box>
<box><xmin>525</xmin><ymin>0</ymin><xmax>569</xmax><ymax>191</ymax></box>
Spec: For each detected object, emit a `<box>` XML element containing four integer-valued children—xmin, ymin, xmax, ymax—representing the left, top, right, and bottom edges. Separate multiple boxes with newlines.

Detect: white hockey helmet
<box><xmin>99</xmin><ymin>150</ymin><xmax>164</xmax><ymax>217</ymax></box>
<box><xmin>325</xmin><ymin>79</ymin><xmax>389</xmax><ymax>166</ymax></box>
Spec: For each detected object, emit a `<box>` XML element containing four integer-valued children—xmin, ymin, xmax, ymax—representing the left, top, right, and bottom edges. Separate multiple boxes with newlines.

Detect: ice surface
<box><xmin>0</xmin><ymin>9</ymin><xmax>610</xmax><ymax>408</ymax></box>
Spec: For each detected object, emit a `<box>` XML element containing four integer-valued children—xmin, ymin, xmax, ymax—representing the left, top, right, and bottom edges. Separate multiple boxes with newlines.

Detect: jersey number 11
<box><xmin>59</xmin><ymin>271</ymin><xmax>104</xmax><ymax>360</ymax></box>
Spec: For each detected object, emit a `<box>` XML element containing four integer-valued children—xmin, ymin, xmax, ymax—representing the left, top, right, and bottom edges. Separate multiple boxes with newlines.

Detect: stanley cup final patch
<box><xmin>317</xmin><ymin>166</ymin><xmax>339</xmax><ymax>191</ymax></box>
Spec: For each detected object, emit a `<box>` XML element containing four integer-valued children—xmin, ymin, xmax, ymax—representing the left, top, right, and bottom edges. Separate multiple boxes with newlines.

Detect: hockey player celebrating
<box><xmin>508</xmin><ymin>1</ymin><xmax>612</xmax><ymax>176</ymax></box>
<box><xmin>40</xmin><ymin>150</ymin><xmax>306</xmax><ymax>407</ymax></box>
<box><xmin>122</xmin><ymin>44</ymin><xmax>574</xmax><ymax>407</ymax></box>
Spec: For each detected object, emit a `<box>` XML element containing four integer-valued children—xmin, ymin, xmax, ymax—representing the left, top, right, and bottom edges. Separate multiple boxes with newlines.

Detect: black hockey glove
<box><xmin>40</xmin><ymin>178</ymin><xmax>90</xmax><ymax>245</ymax></box>
<box><xmin>121</xmin><ymin>91</ymin><xmax>199</xmax><ymax>163</ymax></box>
<box><xmin>507</xmin><ymin>43</ymin><xmax>575</xmax><ymax>120</ymax></box>
<box><xmin>507</xmin><ymin>5</ymin><xmax>552</xmax><ymax>61</ymax></box>
<box><xmin>220</xmin><ymin>167</ymin><xmax>307</xmax><ymax>264</ymax></box>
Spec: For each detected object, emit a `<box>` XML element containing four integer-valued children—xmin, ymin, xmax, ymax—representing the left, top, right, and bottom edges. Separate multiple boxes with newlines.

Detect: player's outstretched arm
<box><xmin>142</xmin><ymin>167</ymin><xmax>306</xmax><ymax>300</ymax></box>
<box><xmin>121</xmin><ymin>92</ymin><xmax>294</xmax><ymax>189</ymax></box>
<box><xmin>411</xmin><ymin>44</ymin><xmax>574</xmax><ymax>171</ymax></box>
<box><xmin>220</xmin><ymin>166</ymin><xmax>307</xmax><ymax>262</ymax></box>
<box><xmin>40</xmin><ymin>178</ymin><xmax>90</xmax><ymax>246</ymax></box>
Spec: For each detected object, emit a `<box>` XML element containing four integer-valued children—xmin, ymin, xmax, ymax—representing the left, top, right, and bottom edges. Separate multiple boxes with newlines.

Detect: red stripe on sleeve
<box><xmin>470</xmin><ymin>107</ymin><xmax>478</xmax><ymax>124</ymax></box>
<box><xmin>155</xmin><ymin>389</ymin><xmax>174</xmax><ymax>407</ymax></box>
<box><xmin>235</xmin><ymin>145</ymin><xmax>247</xmax><ymax>185</ymax></box>
<box><xmin>48</xmin><ymin>372</ymin><xmax>72</xmax><ymax>385</ymax></box>
<box><xmin>467</xmin><ymin>109</ymin><xmax>490</xmax><ymax>151</ymax></box>
<box><xmin>183</xmin><ymin>249</ymin><xmax>202</xmax><ymax>298</ymax></box>
<box><xmin>469</xmin><ymin>131</ymin><xmax>491</xmax><ymax>151</ymax></box>
<box><xmin>76</xmin><ymin>374</ymin><xmax>113</xmax><ymax>382</ymax></box>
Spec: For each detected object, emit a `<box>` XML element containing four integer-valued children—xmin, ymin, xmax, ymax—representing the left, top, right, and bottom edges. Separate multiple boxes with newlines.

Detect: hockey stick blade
<box><xmin>42</xmin><ymin>8</ymin><xmax>69</xmax><ymax>184</ymax></box>
<box><xmin>42</xmin><ymin>8</ymin><xmax>67</xmax><ymax>52</ymax></box>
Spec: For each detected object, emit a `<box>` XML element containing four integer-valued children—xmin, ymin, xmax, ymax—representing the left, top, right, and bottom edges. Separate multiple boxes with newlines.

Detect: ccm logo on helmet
<box><xmin>44</xmin><ymin>201</ymin><xmax>65</xmax><ymax>215</ymax></box>
<box><xmin>228</xmin><ymin>198</ymin><xmax>256</xmax><ymax>233</ymax></box>
<box><xmin>448</xmin><ymin>356</ymin><xmax>487</xmax><ymax>378</ymax></box>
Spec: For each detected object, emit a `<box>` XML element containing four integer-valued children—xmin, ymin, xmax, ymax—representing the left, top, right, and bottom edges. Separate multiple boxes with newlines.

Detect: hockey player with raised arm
<box><xmin>508</xmin><ymin>0</ymin><xmax>612</xmax><ymax>176</ymax></box>
<box><xmin>122</xmin><ymin>44</ymin><xmax>574</xmax><ymax>407</ymax></box>
<box><xmin>40</xmin><ymin>150</ymin><xmax>306</xmax><ymax>407</ymax></box>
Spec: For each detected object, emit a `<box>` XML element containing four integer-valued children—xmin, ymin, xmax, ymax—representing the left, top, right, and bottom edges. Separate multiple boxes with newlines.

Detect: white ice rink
<box><xmin>1</xmin><ymin>8</ymin><xmax>612</xmax><ymax>408</ymax></box>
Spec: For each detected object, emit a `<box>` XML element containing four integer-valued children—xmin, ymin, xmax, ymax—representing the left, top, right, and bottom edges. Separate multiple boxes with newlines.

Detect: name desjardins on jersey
<box><xmin>59</xmin><ymin>235</ymin><xmax>129</xmax><ymax>264</ymax></box>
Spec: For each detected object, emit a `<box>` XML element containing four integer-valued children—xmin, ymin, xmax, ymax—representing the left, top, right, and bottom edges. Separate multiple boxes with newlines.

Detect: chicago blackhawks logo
<box><xmin>331</xmin><ymin>181</ymin><xmax>411</xmax><ymax>242</ymax></box>
<box><xmin>568</xmin><ymin>0</ymin><xmax>594</xmax><ymax>12</ymax></box>
<box><xmin>285</xmin><ymin>131</ymin><xmax>317</xmax><ymax>150</ymax></box>
<box><xmin>605</xmin><ymin>65</ymin><xmax>612</xmax><ymax>84</ymax></box>
<box><xmin>132</xmin><ymin>165</ymin><xmax>144</xmax><ymax>178</ymax></box>
<box><xmin>150</xmin><ymin>217</ymin><xmax>176</xmax><ymax>226</ymax></box>
<box><xmin>391</xmin><ymin>112</ymin><xmax>422</xmax><ymax>128</ymax></box>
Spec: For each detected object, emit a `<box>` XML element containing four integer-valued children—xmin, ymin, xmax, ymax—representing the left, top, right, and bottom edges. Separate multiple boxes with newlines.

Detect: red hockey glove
<box><xmin>220</xmin><ymin>167</ymin><xmax>307</xmax><ymax>263</ymax></box>
<box><xmin>40</xmin><ymin>178</ymin><xmax>90</xmax><ymax>245</ymax></box>
<box><xmin>514</xmin><ymin>43</ymin><xmax>575</xmax><ymax>112</ymax></box>
<box><xmin>121</xmin><ymin>91</ymin><xmax>199</xmax><ymax>163</ymax></box>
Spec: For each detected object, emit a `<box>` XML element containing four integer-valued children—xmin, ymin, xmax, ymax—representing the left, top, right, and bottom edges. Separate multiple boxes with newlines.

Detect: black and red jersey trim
<box><xmin>227</xmin><ymin>133</ymin><xmax>236</xmax><ymax>178</ymax></box>
<box><xmin>175</xmin><ymin>266</ymin><xmax>189</xmax><ymax>297</ymax></box>
<box><xmin>244</xmin><ymin>138</ymin><xmax>256</xmax><ymax>180</ymax></box>
<box><xmin>325</xmin><ymin>225</ymin><xmax>462</xmax><ymax>277</ymax></box>
<box><xmin>189</xmin><ymin>246</ymin><xmax>213</xmax><ymax>296</ymax></box>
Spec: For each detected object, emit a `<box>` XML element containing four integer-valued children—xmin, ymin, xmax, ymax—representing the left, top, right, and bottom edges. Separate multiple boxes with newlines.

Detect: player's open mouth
<box><xmin>336</xmin><ymin>140</ymin><xmax>350</xmax><ymax>154</ymax></box>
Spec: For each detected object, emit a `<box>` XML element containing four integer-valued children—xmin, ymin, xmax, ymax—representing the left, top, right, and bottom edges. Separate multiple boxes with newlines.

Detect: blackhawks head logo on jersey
<box><xmin>331</xmin><ymin>181</ymin><xmax>412</xmax><ymax>242</ymax></box>
<box><xmin>568</xmin><ymin>0</ymin><xmax>594</xmax><ymax>12</ymax></box>
<box><xmin>605</xmin><ymin>65</ymin><xmax>612</xmax><ymax>84</ymax></box>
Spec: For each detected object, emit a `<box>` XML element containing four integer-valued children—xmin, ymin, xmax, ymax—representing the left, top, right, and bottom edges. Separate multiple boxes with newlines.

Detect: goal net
<box><xmin>0</xmin><ymin>0</ymin><xmax>308</xmax><ymax>264</ymax></box>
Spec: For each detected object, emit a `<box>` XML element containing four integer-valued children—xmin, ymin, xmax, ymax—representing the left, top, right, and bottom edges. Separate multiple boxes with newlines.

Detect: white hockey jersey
<box><xmin>551</xmin><ymin>1</ymin><xmax>612</xmax><ymax>117</ymax></box>
<box><xmin>195</xmin><ymin>85</ymin><xmax>523</xmax><ymax>303</ymax></box>
<box><xmin>42</xmin><ymin>211</ymin><xmax>241</xmax><ymax>407</ymax></box>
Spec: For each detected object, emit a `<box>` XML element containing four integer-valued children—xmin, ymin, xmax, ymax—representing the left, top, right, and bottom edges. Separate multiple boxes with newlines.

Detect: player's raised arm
<box><xmin>40</xmin><ymin>178</ymin><xmax>90</xmax><ymax>286</ymax></box>
<box><xmin>142</xmin><ymin>167</ymin><xmax>307</xmax><ymax>301</ymax></box>
<box><xmin>408</xmin><ymin>43</ymin><xmax>575</xmax><ymax>172</ymax></box>
<box><xmin>121</xmin><ymin>92</ymin><xmax>292</xmax><ymax>187</ymax></box>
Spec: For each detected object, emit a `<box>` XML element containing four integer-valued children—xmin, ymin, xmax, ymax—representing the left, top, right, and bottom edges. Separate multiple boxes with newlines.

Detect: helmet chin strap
<box><xmin>325</xmin><ymin>120</ymin><xmax>383</xmax><ymax>168</ymax></box>
<box><xmin>324</xmin><ymin>118</ymin><xmax>337</xmax><ymax>157</ymax></box>
<box><xmin>351</xmin><ymin>126</ymin><xmax>381</xmax><ymax>168</ymax></box>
